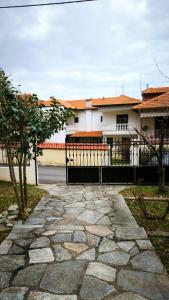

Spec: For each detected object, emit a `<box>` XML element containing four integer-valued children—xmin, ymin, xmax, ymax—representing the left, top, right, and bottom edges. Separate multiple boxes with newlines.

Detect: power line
<box><xmin>0</xmin><ymin>0</ymin><xmax>96</xmax><ymax>9</ymax></box>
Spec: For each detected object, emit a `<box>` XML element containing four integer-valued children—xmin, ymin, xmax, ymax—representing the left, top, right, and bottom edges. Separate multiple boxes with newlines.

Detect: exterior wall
<box><xmin>38</xmin><ymin>149</ymin><xmax>65</xmax><ymax>166</ymax></box>
<box><xmin>38</xmin><ymin>148</ymin><xmax>110</xmax><ymax>166</ymax></box>
<box><xmin>91</xmin><ymin>110</ymin><xmax>102</xmax><ymax>131</ymax></box>
<box><xmin>0</xmin><ymin>159</ymin><xmax>37</xmax><ymax>185</ymax></box>
<box><xmin>141</xmin><ymin>117</ymin><xmax>155</xmax><ymax>135</ymax></box>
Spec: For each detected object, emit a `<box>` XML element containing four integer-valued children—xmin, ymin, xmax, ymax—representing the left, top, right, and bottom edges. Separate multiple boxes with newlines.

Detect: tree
<box><xmin>0</xmin><ymin>69</ymin><xmax>73</xmax><ymax>219</ymax></box>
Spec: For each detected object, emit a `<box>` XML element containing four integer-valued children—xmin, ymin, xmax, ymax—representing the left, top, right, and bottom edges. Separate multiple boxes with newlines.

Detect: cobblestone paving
<box><xmin>0</xmin><ymin>185</ymin><xmax>169</xmax><ymax>300</ymax></box>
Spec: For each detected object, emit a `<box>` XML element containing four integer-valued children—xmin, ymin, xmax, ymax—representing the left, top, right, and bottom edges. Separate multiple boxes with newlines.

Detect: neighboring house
<box><xmin>40</xmin><ymin>95</ymin><xmax>141</xmax><ymax>144</ymax></box>
<box><xmin>133</xmin><ymin>87</ymin><xmax>169</xmax><ymax>137</ymax></box>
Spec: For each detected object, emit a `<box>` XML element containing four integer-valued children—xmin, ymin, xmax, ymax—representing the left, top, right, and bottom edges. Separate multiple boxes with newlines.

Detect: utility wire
<box><xmin>0</xmin><ymin>0</ymin><xmax>96</xmax><ymax>9</ymax></box>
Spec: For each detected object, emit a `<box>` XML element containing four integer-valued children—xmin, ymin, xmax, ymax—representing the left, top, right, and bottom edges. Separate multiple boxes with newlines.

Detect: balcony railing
<box><xmin>102</xmin><ymin>123</ymin><xmax>135</xmax><ymax>131</ymax></box>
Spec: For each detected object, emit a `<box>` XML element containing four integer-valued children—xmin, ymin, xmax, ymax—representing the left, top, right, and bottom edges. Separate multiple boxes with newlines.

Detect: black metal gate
<box><xmin>65</xmin><ymin>137</ymin><xmax>169</xmax><ymax>185</ymax></box>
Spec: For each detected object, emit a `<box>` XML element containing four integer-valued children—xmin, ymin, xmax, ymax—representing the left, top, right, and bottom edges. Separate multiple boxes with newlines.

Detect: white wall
<box><xmin>102</xmin><ymin>109</ymin><xmax>140</xmax><ymax>128</ymax></box>
<box><xmin>0</xmin><ymin>159</ymin><xmax>37</xmax><ymax>185</ymax></box>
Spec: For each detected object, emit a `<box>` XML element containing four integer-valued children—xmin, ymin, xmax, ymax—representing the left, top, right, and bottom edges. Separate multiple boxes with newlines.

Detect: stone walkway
<box><xmin>0</xmin><ymin>185</ymin><xmax>169</xmax><ymax>300</ymax></box>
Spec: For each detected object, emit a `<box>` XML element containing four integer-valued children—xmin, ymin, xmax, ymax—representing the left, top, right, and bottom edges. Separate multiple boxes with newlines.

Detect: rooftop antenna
<box><xmin>146</xmin><ymin>83</ymin><xmax>149</xmax><ymax>90</ymax></box>
<box><xmin>121</xmin><ymin>80</ymin><xmax>124</xmax><ymax>95</ymax></box>
<box><xmin>139</xmin><ymin>73</ymin><xmax>142</xmax><ymax>96</ymax></box>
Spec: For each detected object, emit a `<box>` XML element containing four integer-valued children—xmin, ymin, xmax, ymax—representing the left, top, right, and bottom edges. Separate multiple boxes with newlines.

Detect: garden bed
<box><xmin>121</xmin><ymin>186</ymin><xmax>169</xmax><ymax>273</ymax></box>
<box><xmin>0</xmin><ymin>181</ymin><xmax>48</xmax><ymax>242</ymax></box>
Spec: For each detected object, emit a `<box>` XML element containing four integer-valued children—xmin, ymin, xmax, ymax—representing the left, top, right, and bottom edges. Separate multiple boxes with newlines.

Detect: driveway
<box><xmin>0</xmin><ymin>185</ymin><xmax>169</xmax><ymax>299</ymax></box>
<box><xmin>38</xmin><ymin>165</ymin><xmax>66</xmax><ymax>184</ymax></box>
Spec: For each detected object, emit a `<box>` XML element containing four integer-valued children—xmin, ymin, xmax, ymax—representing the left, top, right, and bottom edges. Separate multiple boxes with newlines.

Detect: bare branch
<box><xmin>154</xmin><ymin>58</ymin><xmax>169</xmax><ymax>80</ymax></box>
<box><xmin>134</xmin><ymin>128</ymin><xmax>160</xmax><ymax>161</ymax></box>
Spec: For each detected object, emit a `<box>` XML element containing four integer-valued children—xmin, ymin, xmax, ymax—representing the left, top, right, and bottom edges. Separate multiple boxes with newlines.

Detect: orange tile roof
<box><xmin>38</xmin><ymin>142</ymin><xmax>108</xmax><ymax>150</ymax></box>
<box><xmin>92</xmin><ymin>95</ymin><xmax>141</xmax><ymax>106</ymax></box>
<box><xmin>142</xmin><ymin>87</ymin><xmax>169</xmax><ymax>95</ymax></box>
<box><xmin>70</xmin><ymin>131</ymin><xmax>103</xmax><ymax>138</ymax></box>
<box><xmin>40</xmin><ymin>95</ymin><xmax>140</xmax><ymax>110</ymax></box>
<box><xmin>134</xmin><ymin>91</ymin><xmax>169</xmax><ymax>110</ymax></box>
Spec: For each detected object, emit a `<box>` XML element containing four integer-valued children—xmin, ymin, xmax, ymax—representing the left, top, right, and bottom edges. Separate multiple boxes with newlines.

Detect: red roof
<box><xmin>142</xmin><ymin>87</ymin><xmax>169</xmax><ymax>95</ymax></box>
<box><xmin>38</xmin><ymin>142</ymin><xmax>108</xmax><ymax>150</ymax></box>
<box><xmin>134</xmin><ymin>91</ymin><xmax>169</xmax><ymax>110</ymax></box>
<box><xmin>40</xmin><ymin>95</ymin><xmax>141</xmax><ymax>110</ymax></box>
<box><xmin>70</xmin><ymin>131</ymin><xmax>103</xmax><ymax>138</ymax></box>
<box><xmin>92</xmin><ymin>95</ymin><xmax>141</xmax><ymax>106</ymax></box>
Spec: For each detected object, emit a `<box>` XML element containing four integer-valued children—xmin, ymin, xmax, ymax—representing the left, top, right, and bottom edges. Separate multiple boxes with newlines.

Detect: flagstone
<box><xmin>64</xmin><ymin>242</ymin><xmax>89</xmax><ymax>253</ymax></box>
<box><xmin>98</xmin><ymin>251</ymin><xmax>130</xmax><ymax>266</ymax></box>
<box><xmin>117</xmin><ymin>241</ymin><xmax>135</xmax><ymax>252</ymax></box>
<box><xmin>0</xmin><ymin>287</ymin><xmax>28</xmax><ymax>300</ymax></box>
<box><xmin>28</xmin><ymin>292</ymin><xmax>77</xmax><ymax>300</ymax></box>
<box><xmin>131</xmin><ymin>251</ymin><xmax>165</xmax><ymax>274</ymax></box>
<box><xmin>99</xmin><ymin>237</ymin><xmax>119</xmax><ymax>252</ymax></box>
<box><xmin>136</xmin><ymin>240</ymin><xmax>154</xmax><ymax>250</ymax></box>
<box><xmin>12</xmin><ymin>264</ymin><xmax>47</xmax><ymax>287</ymax></box>
<box><xmin>86</xmin><ymin>262</ymin><xmax>116</xmax><ymax>282</ymax></box>
<box><xmin>40</xmin><ymin>261</ymin><xmax>86</xmax><ymax>294</ymax></box>
<box><xmin>76</xmin><ymin>248</ymin><xmax>95</xmax><ymax>261</ymax></box>
<box><xmin>86</xmin><ymin>225</ymin><xmax>113</xmax><ymax>236</ymax></box>
<box><xmin>80</xmin><ymin>275</ymin><xmax>115</xmax><ymax>300</ymax></box>
<box><xmin>53</xmin><ymin>245</ymin><xmax>72</xmax><ymax>261</ymax></box>
<box><xmin>0</xmin><ymin>255</ymin><xmax>25</xmax><ymax>271</ymax></box>
<box><xmin>29</xmin><ymin>248</ymin><xmax>54</xmax><ymax>264</ymax></box>
<box><xmin>77</xmin><ymin>210</ymin><xmax>103</xmax><ymax>224</ymax></box>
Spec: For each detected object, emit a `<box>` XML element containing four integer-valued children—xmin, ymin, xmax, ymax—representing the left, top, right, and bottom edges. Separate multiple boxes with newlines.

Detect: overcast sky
<box><xmin>0</xmin><ymin>0</ymin><xmax>169</xmax><ymax>100</ymax></box>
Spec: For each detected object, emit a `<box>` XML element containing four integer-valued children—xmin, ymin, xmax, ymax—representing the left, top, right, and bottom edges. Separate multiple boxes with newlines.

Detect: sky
<box><xmin>0</xmin><ymin>0</ymin><xmax>169</xmax><ymax>100</ymax></box>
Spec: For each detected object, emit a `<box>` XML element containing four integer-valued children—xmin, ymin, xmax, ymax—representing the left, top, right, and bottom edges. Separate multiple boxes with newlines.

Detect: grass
<box><xmin>121</xmin><ymin>185</ymin><xmax>169</xmax><ymax>198</ymax></box>
<box><xmin>121</xmin><ymin>185</ymin><xmax>169</xmax><ymax>273</ymax></box>
<box><xmin>0</xmin><ymin>181</ymin><xmax>48</xmax><ymax>242</ymax></box>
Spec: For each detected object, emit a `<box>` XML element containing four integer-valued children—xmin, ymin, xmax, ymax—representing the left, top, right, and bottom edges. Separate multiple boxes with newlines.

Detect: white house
<box><xmin>41</xmin><ymin>95</ymin><xmax>141</xmax><ymax>144</ymax></box>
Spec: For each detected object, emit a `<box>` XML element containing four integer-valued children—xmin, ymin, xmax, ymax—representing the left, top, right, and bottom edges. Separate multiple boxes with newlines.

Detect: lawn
<box><xmin>0</xmin><ymin>181</ymin><xmax>48</xmax><ymax>242</ymax></box>
<box><xmin>121</xmin><ymin>185</ymin><xmax>169</xmax><ymax>273</ymax></box>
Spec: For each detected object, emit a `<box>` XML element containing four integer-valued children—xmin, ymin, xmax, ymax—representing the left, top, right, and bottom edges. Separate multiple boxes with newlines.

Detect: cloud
<box><xmin>0</xmin><ymin>0</ymin><xmax>169</xmax><ymax>100</ymax></box>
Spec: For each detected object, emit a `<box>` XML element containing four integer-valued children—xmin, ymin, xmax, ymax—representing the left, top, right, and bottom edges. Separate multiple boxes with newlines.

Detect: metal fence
<box><xmin>0</xmin><ymin>146</ymin><xmax>30</xmax><ymax>166</ymax></box>
<box><xmin>66</xmin><ymin>136</ymin><xmax>169</xmax><ymax>184</ymax></box>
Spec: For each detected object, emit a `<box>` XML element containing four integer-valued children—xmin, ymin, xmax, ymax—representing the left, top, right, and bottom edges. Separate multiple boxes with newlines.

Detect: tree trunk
<box><xmin>6</xmin><ymin>146</ymin><xmax>21</xmax><ymax>211</ymax></box>
<box><xmin>23</xmin><ymin>153</ymin><xmax>28</xmax><ymax>208</ymax></box>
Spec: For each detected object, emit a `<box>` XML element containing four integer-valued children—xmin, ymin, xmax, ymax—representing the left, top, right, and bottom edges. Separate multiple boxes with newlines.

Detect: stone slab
<box><xmin>86</xmin><ymin>262</ymin><xmax>116</xmax><ymax>282</ymax></box>
<box><xmin>30</xmin><ymin>237</ymin><xmax>50</xmax><ymax>249</ymax></box>
<box><xmin>111</xmin><ymin>292</ymin><xmax>149</xmax><ymax>300</ymax></box>
<box><xmin>12</xmin><ymin>264</ymin><xmax>47</xmax><ymax>287</ymax></box>
<box><xmin>131</xmin><ymin>251</ymin><xmax>165</xmax><ymax>274</ymax></box>
<box><xmin>28</xmin><ymin>292</ymin><xmax>77</xmax><ymax>300</ymax></box>
<box><xmin>73</xmin><ymin>231</ymin><xmax>86</xmax><ymax>243</ymax></box>
<box><xmin>87</xmin><ymin>233</ymin><xmax>100</xmax><ymax>247</ymax></box>
<box><xmin>80</xmin><ymin>275</ymin><xmax>115</xmax><ymax>300</ymax></box>
<box><xmin>0</xmin><ymin>287</ymin><xmax>28</xmax><ymax>300</ymax></box>
<box><xmin>0</xmin><ymin>255</ymin><xmax>25</xmax><ymax>271</ymax></box>
<box><xmin>51</xmin><ymin>233</ymin><xmax>72</xmax><ymax>243</ymax></box>
<box><xmin>98</xmin><ymin>251</ymin><xmax>130</xmax><ymax>266</ymax></box>
<box><xmin>99</xmin><ymin>237</ymin><xmax>119</xmax><ymax>252</ymax></box>
<box><xmin>77</xmin><ymin>210</ymin><xmax>103</xmax><ymax>224</ymax></box>
<box><xmin>86</xmin><ymin>225</ymin><xmax>113</xmax><ymax>237</ymax></box>
<box><xmin>76</xmin><ymin>248</ymin><xmax>95</xmax><ymax>261</ymax></box>
<box><xmin>29</xmin><ymin>248</ymin><xmax>54</xmax><ymax>264</ymax></box>
<box><xmin>115</xmin><ymin>227</ymin><xmax>147</xmax><ymax>240</ymax></box>
<box><xmin>40</xmin><ymin>261</ymin><xmax>86</xmax><ymax>294</ymax></box>
<box><xmin>64</xmin><ymin>242</ymin><xmax>89</xmax><ymax>253</ymax></box>
<box><xmin>53</xmin><ymin>245</ymin><xmax>72</xmax><ymax>261</ymax></box>
<box><xmin>0</xmin><ymin>272</ymin><xmax>11</xmax><ymax>289</ymax></box>
<box><xmin>117</xmin><ymin>241</ymin><xmax>135</xmax><ymax>253</ymax></box>
<box><xmin>0</xmin><ymin>240</ymin><xmax>12</xmax><ymax>255</ymax></box>
<box><xmin>117</xmin><ymin>269</ymin><xmax>169</xmax><ymax>300</ymax></box>
<box><xmin>136</xmin><ymin>240</ymin><xmax>154</xmax><ymax>250</ymax></box>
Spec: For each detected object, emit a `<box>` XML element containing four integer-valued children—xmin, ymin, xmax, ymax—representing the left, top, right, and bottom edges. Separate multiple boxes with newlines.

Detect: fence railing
<box><xmin>65</xmin><ymin>136</ymin><xmax>169</xmax><ymax>167</ymax></box>
<box><xmin>0</xmin><ymin>146</ymin><xmax>30</xmax><ymax>166</ymax></box>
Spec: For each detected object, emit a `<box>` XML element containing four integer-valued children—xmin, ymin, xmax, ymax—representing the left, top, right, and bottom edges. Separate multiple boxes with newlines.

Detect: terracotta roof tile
<box><xmin>70</xmin><ymin>131</ymin><xmax>103</xmax><ymax>137</ymax></box>
<box><xmin>38</xmin><ymin>142</ymin><xmax>108</xmax><ymax>150</ymax></box>
<box><xmin>92</xmin><ymin>95</ymin><xmax>141</xmax><ymax>106</ymax></box>
<box><xmin>133</xmin><ymin>92</ymin><xmax>169</xmax><ymax>110</ymax></box>
<box><xmin>142</xmin><ymin>86</ymin><xmax>169</xmax><ymax>95</ymax></box>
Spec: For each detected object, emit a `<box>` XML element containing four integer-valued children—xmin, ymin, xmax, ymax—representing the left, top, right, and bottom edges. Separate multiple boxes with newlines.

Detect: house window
<box><xmin>116</xmin><ymin>114</ymin><xmax>128</xmax><ymax>124</ymax></box>
<box><xmin>74</xmin><ymin>117</ymin><xmax>79</xmax><ymax>123</ymax></box>
<box><xmin>100</xmin><ymin>116</ymin><xmax>103</xmax><ymax>122</ymax></box>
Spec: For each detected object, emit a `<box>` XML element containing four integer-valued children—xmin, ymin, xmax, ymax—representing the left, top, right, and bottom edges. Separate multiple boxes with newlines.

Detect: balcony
<box><xmin>102</xmin><ymin>123</ymin><xmax>136</xmax><ymax>135</ymax></box>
